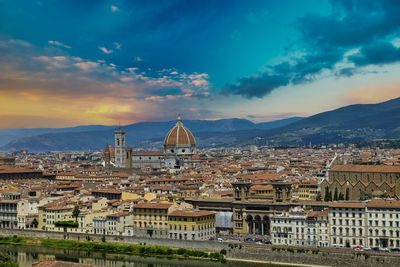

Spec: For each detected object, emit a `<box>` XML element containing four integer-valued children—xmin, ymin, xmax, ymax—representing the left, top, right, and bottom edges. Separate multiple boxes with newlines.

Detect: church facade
<box><xmin>320</xmin><ymin>164</ymin><xmax>400</xmax><ymax>200</ymax></box>
<box><xmin>104</xmin><ymin>115</ymin><xmax>198</xmax><ymax>169</ymax></box>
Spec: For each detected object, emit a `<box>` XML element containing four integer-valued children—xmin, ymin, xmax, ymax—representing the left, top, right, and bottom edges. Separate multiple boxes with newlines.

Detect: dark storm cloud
<box><xmin>349</xmin><ymin>41</ymin><xmax>400</xmax><ymax>66</ymax></box>
<box><xmin>224</xmin><ymin>0</ymin><xmax>400</xmax><ymax>98</ymax></box>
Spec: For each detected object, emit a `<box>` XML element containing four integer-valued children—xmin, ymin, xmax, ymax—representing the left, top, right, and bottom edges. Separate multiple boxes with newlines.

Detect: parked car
<box><xmin>353</xmin><ymin>246</ymin><xmax>363</xmax><ymax>250</ymax></box>
<box><xmin>209</xmin><ymin>237</ymin><xmax>214</xmax><ymax>241</ymax></box>
<box><xmin>362</xmin><ymin>247</ymin><xmax>371</xmax><ymax>251</ymax></box>
<box><xmin>379</xmin><ymin>248</ymin><xmax>390</xmax><ymax>252</ymax></box>
<box><xmin>217</xmin><ymin>238</ymin><xmax>223</xmax><ymax>242</ymax></box>
<box><xmin>391</xmin><ymin>248</ymin><xmax>400</xmax><ymax>253</ymax></box>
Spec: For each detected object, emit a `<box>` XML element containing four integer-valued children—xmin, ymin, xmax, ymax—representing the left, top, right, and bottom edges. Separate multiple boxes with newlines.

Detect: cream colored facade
<box><xmin>132</xmin><ymin>202</ymin><xmax>175</xmax><ymax>238</ymax></box>
<box><xmin>168</xmin><ymin>210</ymin><xmax>216</xmax><ymax>241</ymax></box>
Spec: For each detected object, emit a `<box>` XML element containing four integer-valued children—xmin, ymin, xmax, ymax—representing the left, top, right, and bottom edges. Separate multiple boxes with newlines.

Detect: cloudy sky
<box><xmin>1</xmin><ymin>0</ymin><xmax>400</xmax><ymax>127</ymax></box>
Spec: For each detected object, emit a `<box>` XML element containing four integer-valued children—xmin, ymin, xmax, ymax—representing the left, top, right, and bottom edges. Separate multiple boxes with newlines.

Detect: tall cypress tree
<box><xmin>334</xmin><ymin>188</ymin><xmax>338</xmax><ymax>201</ymax></box>
<box><xmin>324</xmin><ymin>187</ymin><xmax>330</xmax><ymax>202</ymax></box>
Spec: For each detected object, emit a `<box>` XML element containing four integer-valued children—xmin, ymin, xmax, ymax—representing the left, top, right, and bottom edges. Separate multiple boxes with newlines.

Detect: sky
<box><xmin>1</xmin><ymin>0</ymin><xmax>400</xmax><ymax>128</ymax></box>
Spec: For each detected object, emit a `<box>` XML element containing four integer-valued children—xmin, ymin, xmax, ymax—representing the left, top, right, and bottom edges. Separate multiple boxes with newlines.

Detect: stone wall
<box><xmin>227</xmin><ymin>245</ymin><xmax>400</xmax><ymax>267</ymax></box>
<box><xmin>2</xmin><ymin>229</ymin><xmax>400</xmax><ymax>267</ymax></box>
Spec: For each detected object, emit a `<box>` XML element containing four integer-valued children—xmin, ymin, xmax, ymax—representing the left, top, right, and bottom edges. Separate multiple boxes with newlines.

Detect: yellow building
<box><xmin>38</xmin><ymin>203</ymin><xmax>74</xmax><ymax>231</ymax></box>
<box><xmin>297</xmin><ymin>180</ymin><xmax>318</xmax><ymax>201</ymax></box>
<box><xmin>38</xmin><ymin>198</ymin><xmax>112</xmax><ymax>234</ymax></box>
<box><xmin>168</xmin><ymin>210</ymin><xmax>215</xmax><ymax>240</ymax></box>
<box><xmin>132</xmin><ymin>202</ymin><xmax>175</xmax><ymax>238</ymax></box>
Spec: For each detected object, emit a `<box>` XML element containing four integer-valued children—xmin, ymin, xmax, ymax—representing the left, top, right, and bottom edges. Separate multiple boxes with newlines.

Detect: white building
<box><xmin>366</xmin><ymin>199</ymin><xmax>400</xmax><ymax>249</ymax></box>
<box><xmin>271</xmin><ymin>207</ymin><xmax>327</xmax><ymax>247</ymax></box>
<box><xmin>271</xmin><ymin>207</ymin><xmax>307</xmax><ymax>246</ymax></box>
<box><xmin>329</xmin><ymin>202</ymin><xmax>367</xmax><ymax>248</ymax></box>
<box><xmin>106</xmin><ymin>212</ymin><xmax>133</xmax><ymax>235</ymax></box>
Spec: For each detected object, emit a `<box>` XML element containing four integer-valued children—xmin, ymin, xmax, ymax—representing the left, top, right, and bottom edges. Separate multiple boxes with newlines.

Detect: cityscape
<box><xmin>1</xmin><ymin>1</ymin><xmax>400</xmax><ymax>267</ymax></box>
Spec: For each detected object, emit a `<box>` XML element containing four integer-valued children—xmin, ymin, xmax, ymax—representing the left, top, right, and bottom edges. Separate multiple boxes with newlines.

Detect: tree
<box><xmin>324</xmin><ymin>187</ymin><xmax>330</xmax><ymax>202</ymax></box>
<box><xmin>338</xmin><ymin>192</ymin><xmax>344</xmax><ymax>201</ymax></box>
<box><xmin>345</xmin><ymin>188</ymin><xmax>350</xmax><ymax>201</ymax></box>
<box><xmin>334</xmin><ymin>188</ymin><xmax>338</xmax><ymax>201</ymax></box>
<box><xmin>316</xmin><ymin>191</ymin><xmax>322</xmax><ymax>201</ymax></box>
<box><xmin>360</xmin><ymin>190</ymin><xmax>372</xmax><ymax>201</ymax></box>
<box><xmin>72</xmin><ymin>205</ymin><xmax>81</xmax><ymax>223</ymax></box>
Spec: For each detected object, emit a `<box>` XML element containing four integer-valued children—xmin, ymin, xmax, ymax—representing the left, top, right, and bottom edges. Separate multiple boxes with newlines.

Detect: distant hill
<box><xmin>0</xmin><ymin>117</ymin><xmax>302</xmax><ymax>152</ymax></box>
<box><xmin>245</xmin><ymin>97</ymin><xmax>400</xmax><ymax>146</ymax></box>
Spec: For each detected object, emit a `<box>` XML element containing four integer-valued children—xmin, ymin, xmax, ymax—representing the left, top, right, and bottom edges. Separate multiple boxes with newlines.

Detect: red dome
<box><xmin>164</xmin><ymin>115</ymin><xmax>196</xmax><ymax>147</ymax></box>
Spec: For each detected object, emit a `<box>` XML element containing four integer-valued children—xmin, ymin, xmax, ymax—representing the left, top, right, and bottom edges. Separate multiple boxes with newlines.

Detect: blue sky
<box><xmin>1</xmin><ymin>0</ymin><xmax>400</xmax><ymax>127</ymax></box>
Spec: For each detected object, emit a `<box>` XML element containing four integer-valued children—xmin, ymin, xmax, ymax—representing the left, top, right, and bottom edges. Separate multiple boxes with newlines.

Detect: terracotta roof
<box><xmin>134</xmin><ymin>202</ymin><xmax>173</xmax><ymax>209</ymax></box>
<box><xmin>367</xmin><ymin>199</ymin><xmax>400</xmax><ymax>208</ymax></box>
<box><xmin>0</xmin><ymin>168</ymin><xmax>42</xmax><ymax>174</ymax></box>
<box><xmin>330</xmin><ymin>164</ymin><xmax>400</xmax><ymax>173</ymax></box>
<box><xmin>91</xmin><ymin>189</ymin><xmax>121</xmax><ymax>194</ymax></box>
<box><xmin>168</xmin><ymin>210</ymin><xmax>215</xmax><ymax>217</ymax></box>
<box><xmin>107</xmin><ymin>212</ymin><xmax>130</xmax><ymax>217</ymax></box>
<box><xmin>329</xmin><ymin>202</ymin><xmax>366</xmax><ymax>208</ymax></box>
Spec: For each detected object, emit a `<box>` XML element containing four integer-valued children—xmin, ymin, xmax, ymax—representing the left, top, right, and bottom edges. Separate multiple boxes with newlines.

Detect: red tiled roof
<box><xmin>331</xmin><ymin>165</ymin><xmax>400</xmax><ymax>173</ymax></box>
<box><xmin>168</xmin><ymin>210</ymin><xmax>215</xmax><ymax>217</ymax></box>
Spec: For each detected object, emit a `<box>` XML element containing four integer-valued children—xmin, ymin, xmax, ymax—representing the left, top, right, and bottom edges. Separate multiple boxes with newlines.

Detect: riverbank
<box><xmin>2</xmin><ymin>229</ymin><xmax>400</xmax><ymax>267</ymax></box>
<box><xmin>0</xmin><ymin>235</ymin><xmax>226</xmax><ymax>263</ymax></box>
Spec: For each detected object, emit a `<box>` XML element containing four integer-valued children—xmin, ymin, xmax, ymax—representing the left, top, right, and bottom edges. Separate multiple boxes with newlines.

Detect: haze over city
<box><xmin>1</xmin><ymin>0</ymin><xmax>400</xmax><ymax>127</ymax></box>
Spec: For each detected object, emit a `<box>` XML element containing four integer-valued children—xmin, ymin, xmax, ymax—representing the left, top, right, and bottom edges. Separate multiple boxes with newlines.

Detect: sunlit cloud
<box><xmin>99</xmin><ymin>47</ymin><xmax>113</xmax><ymax>54</ymax></box>
<box><xmin>48</xmin><ymin>40</ymin><xmax>71</xmax><ymax>49</ymax></box>
<box><xmin>0</xmin><ymin>42</ymin><xmax>213</xmax><ymax>127</ymax></box>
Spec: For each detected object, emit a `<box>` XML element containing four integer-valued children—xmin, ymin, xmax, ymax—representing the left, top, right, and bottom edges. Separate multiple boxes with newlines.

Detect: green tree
<box><xmin>360</xmin><ymin>190</ymin><xmax>372</xmax><ymax>201</ymax></box>
<box><xmin>316</xmin><ymin>191</ymin><xmax>322</xmax><ymax>201</ymax></box>
<box><xmin>334</xmin><ymin>188</ymin><xmax>338</xmax><ymax>201</ymax></box>
<box><xmin>324</xmin><ymin>187</ymin><xmax>330</xmax><ymax>202</ymax></box>
<box><xmin>345</xmin><ymin>188</ymin><xmax>350</xmax><ymax>201</ymax></box>
<box><xmin>72</xmin><ymin>205</ymin><xmax>81</xmax><ymax>223</ymax></box>
<box><xmin>338</xmin><ymin>192</ymin><xmax>344</xmax><ymax>200</ymax></box>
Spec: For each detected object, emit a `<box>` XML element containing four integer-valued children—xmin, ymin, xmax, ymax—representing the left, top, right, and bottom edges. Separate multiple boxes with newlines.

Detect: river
<box><xmin>1</xmin><ymin>244</ymin><xmax>291</xmax><ymax>267</ymax></box>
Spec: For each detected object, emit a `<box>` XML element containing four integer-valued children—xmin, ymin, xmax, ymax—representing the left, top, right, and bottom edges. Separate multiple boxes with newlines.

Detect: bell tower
<box><xmin>232</xmin><ymin>181</ymin><xmax>251</xmax><ymax>201</ymax></box>
<box><xmin>114</xmin><ymin>128</ymin><xmax>126</xmax><ymax>168</ymax></box>
<box><xmin>104</xmin><ymin>141</ymin><xmax>111</xmax><ymax>170</ymax></box>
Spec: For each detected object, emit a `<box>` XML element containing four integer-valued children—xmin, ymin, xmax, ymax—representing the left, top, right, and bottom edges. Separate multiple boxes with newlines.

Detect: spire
<box><xmin>176</xmin><ymin>114</ymin><xmax>183</xmax><ymax>126</ymax></box>
<box><xmin>104</xmin><ymin>141</ymin><xmax>110</xmax><ymax>153</ymax></box>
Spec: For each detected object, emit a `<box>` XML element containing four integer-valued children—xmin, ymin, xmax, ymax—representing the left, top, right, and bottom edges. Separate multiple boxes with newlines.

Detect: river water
<box><xmin>0</xmin><ymin>244</ymin><xmax>288</xmax><ymax>267</ymax></box>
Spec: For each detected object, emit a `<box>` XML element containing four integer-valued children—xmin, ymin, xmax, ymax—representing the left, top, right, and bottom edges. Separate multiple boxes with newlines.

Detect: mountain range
<box><xmin>1</xmin><ymin>97</ymin><xmax>400</xmax><ymax>152</ymax></box>
<box><xmin>0</xmin><ymin>117</ymin><xmax>302</xmax><ymax>152</ymax></box>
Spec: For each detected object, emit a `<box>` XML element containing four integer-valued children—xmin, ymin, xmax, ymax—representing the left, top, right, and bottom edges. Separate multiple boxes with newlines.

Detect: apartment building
<box><xmin>329</xmin><ymin>202</ymin><xmax>366</xmax><ymax>248</ymax></box>
<box><xmin>366</xmin><ymin>199</ymin><xmax>400</xmax><ymax>249</ymax></box>
<box><xmin>168</xmin><ymin>210</ymin><xmax>215</xmax><ymax>241</ymax></box>
<box><xmin>132</xmin><ymin>202</ymin><xmax>174</xmax><ymax>238</ymax></box>
<box><xmin>271</xmin><ymin>207</ymin><xmax>308</xmax><ymax>246</ymax></box>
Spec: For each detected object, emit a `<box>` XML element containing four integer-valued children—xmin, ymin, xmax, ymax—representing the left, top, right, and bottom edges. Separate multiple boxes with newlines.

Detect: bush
<box><xmin>55</xmin><ymin>221</ymin><xmax>78</xmax><ymax>228</ymax></box>
<box><xmin>312</xmin><ymin>249</ymin><xmax>319</xmax><ymax>254</ymax></box>
<box><xmin>220</xmin><ymin>249</ymin><xmax>227</xmax><ymax>255</ymax></box>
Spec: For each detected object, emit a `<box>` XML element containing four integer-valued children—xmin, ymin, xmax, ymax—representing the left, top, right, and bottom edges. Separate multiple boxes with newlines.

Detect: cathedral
<box><xmin>104</xmin><ymin>115</ymin><xmax>198</xmax><ymax>169</ymax></box>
